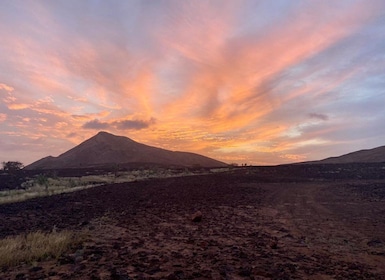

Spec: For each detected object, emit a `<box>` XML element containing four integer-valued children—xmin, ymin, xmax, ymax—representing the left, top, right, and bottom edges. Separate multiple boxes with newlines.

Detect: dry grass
<box><xmin>0</xmin><ymin>168</ymin><xmax>228</xmax><ymax>205</ymax></box>
<box><xmin>0</xmin><ymin>230</ymin><xmax>78</xmax><ymax>267</ymax></box>
<box><xmin>0</xmin><ymin>183</ymin><xmax>100</xmax><ymax>204</ymax></box>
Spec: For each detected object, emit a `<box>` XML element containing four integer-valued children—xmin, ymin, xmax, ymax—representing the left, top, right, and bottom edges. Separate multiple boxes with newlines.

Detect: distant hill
<box><xmin>306</xmin><ymin>145</ymin><xmax>385</xmax><ymax>164</ymax></box>
<box><xmin>25</xmin><ymin>131</ymin><xmax>227</xmax><ymax>170</ymax></box>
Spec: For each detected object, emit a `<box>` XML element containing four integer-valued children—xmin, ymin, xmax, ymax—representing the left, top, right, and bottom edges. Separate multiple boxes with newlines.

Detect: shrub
<box><xmin>2</xmin><ymin>161</ymin><xmax>24</xmax><ymax>173</ymax></box>
<box><xmin>35</xmin><ymin>174</ymin><xmax>49</xmax><ymax>191</ymax></box>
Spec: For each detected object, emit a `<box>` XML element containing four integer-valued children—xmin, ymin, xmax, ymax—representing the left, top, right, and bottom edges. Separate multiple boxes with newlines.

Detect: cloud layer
<box><xmin>83</xmin><ymin>118</ymin><xmax>156</xmax><ymax>130</ymax></box>
<box><xmin>1</xmin><ymin>0</ymin><xmax>385</xmax><ymax>165</ymax></box>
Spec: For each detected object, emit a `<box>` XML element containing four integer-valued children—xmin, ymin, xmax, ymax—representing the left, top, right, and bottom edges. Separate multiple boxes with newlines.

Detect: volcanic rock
<box><xmin>191</xmin><ymin>211</ymin><xmax>202</xmax><ymax>222</ymax></box>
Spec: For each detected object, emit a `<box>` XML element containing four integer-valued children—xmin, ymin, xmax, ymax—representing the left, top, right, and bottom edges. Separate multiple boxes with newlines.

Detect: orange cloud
<box><xmin>7</xmin><ymin>103</ymin><xmax>31</xmax><ymax>110</ymax></box>
<box><xmin>0</xmin><ymin>83</ymin><xmax>14</xmax><ymax>92</ymax></box>
<box><xmin>134</xmin><ymin>0</ymin><xmax>383</xmax><ymax>164</ymax></box>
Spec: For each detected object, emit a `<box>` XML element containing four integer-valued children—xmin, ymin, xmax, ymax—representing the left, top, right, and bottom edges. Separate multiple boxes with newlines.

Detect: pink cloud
<box><xmin>0</xmin><ymin>113</ymin><xmax>6</xmax><ymax>122</ymax></box>
<box><xmin>1</xmin><ymin>1</ymin><xmax>384</xmax><ymax>165</ymax></box>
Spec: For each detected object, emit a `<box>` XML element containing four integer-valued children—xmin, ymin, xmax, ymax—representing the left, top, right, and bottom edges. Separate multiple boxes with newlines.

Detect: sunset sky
<box><xmin>1</xmin><ymin>1</ymin><xmax>385</xmax><ymax>166</ymax></box>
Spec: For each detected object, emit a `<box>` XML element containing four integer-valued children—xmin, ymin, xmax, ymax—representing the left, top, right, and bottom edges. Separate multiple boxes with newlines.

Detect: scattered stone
<box><xmin>238</xmin><ymin>266</ymin><xmax>252</xmax><ymax>277</ymax></box>
<box><xmin>367</xmin><ymin>239</ymin><xmax>383</xmax><ymax>247</ymax></box>
<box><xmin>79</xmin><ymin>220</ymin><xmax>89</xmax><ymax>226</ymax></box>
<box><xmin>192</xmin><ymin>271</ymin><xmax>203</xmax><ymax>278</ymax></box>
<box><xmin>269</xmin><ymin>237</ymin><xmax>278</xmax><ymax>249</ymax></box>
<box><xmin>48</xmin><ymin>271</ymin><xmax>57</xmax><ymax>276</ymax></box>
<box><xmin>110</xmin><ymin>267</ymin><xmax>131</xmax><ymax>280</ymax></box>
<box><xmin>167</xmin><ymin>270</ymin><xmax>187</xmax><ymax>280</ymax></box>
<box><xmin>210</xmin><ymin>271</ymin><xmax>222</xmax><ymax>279</ymax></box>
<box><xmin>90</xmin><ymin>274</ymin><xmax>100</xmax><ymax>280</ymax></box>
<box><xmin>15</xmin><ymin>273</ymin><xmax>25</xmax><ymax>279</ymax></box>
<box><xmin>29</xmin><ymin>266</ymin><xmax>43</xmax><ymax>272</ymax></box>
<box><xmin>191</xmin><ymin>211</ymin><xmax>202</xmax><ymax>222</ymax></box>
<box><xmin>58</xmin><ymin>254</ymin><xmax>75</xmax><ymax>265</ymax></box>
<box><xmin>167</xmin><ymin>273</ymin><xmax>178</xmax><ymax>280</ymax></box>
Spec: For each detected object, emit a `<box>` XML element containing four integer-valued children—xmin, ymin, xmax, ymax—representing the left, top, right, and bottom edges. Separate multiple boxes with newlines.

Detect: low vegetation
<box><xmin>0</xmin><ymin>168</ymin><xmax>230</xmax><ymax>204</ymax></box>
<box><xmin>0</xmin><ymin>177</ymin><xmax>101</xmax><ymax>204</ymax></box>
<box><xmin>0</xmin><ymin>230</ymin><xmax>79</xmax><ymax>267</ymax></box>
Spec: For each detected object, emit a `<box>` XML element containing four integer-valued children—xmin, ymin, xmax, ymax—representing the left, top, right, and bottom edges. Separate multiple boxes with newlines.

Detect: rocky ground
<box><xmin>1</xmin><ymin>165</ymin><xmax>385</xmax><ymax>279</ymax></box>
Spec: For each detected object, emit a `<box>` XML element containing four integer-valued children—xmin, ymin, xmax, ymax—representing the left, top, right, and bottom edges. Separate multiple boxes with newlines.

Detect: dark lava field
<box><xmin>1</xmin><ymin>163</ymin><xmax>385</xmax><ymax>279</ymax></box>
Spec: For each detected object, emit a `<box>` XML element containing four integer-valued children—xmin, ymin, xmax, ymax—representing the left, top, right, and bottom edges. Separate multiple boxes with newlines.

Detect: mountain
<box><xmin>307</xmin><ymin>145</ymin><xmax>385</xmax><ymax>164</ymax></box>
<box><xmin>25</xmin><ymin>131</ymin><xmax>227</xmax><ymax>170</ymax></box>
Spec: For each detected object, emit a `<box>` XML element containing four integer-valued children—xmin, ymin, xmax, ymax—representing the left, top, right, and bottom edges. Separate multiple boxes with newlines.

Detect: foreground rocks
<box><xmin>1</xmin><ymin>167</ymin><xmax>385</xmax><ymax>279</ymax></box>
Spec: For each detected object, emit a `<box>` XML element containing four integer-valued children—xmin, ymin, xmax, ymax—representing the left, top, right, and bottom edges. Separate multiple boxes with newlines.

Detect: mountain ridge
<box><xmin>304</xmin><ymin>145</ymin><xmax>385</xmax><ymax>164</ymax></box>
<box><xmin>25</xmin><ymin>131</ymin><xmax>227</xmax><ymax>169</ymax></box>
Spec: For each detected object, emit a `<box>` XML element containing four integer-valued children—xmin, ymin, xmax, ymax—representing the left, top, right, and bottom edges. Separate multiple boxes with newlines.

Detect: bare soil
<box><xmin>1</xmin><ymin>165</ymin><xmax>385</xmax><ymax>279</ymax></box>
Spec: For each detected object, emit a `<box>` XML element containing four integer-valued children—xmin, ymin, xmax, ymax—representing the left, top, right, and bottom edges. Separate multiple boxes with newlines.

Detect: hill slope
<box><xmin>308</xmin><ymin>145</ymin><xmax>385</xmax><ymax>164</ymax></box>
<box><xmin>25</xmin><ymin>132</ymin><xmax>227</xmax><ymax>169</ymax></box>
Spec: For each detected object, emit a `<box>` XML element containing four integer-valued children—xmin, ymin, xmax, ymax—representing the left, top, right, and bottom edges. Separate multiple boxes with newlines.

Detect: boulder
<box><xmin>191</xmin><ymin>211</ymin><xmax>202</xmax><ymax>222</ymax></box>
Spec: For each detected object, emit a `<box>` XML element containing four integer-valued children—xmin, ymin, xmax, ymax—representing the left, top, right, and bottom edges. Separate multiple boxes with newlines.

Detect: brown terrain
<box><xmin>1</xmin><ymin>163</ymin><xmax>385</xmax><ymax>279</ymax></box>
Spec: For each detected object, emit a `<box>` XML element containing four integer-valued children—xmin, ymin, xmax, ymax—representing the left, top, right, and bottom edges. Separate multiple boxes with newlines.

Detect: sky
<box><xmin>1</xmin><ymin>0</ymin><xmax>385</xmax><ymax>166</ymax></box>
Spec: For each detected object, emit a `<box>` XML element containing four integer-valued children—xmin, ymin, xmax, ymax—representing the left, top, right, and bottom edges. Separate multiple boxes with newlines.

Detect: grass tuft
<box><xmin>0</xmin><ymin>230</ymin><xmax>77</xmax><ymax>267</ymax></box>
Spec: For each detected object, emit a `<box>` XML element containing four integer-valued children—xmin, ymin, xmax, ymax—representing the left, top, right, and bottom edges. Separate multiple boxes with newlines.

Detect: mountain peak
<box><xmin>95</xmin><ymin>131</ymin><xmax>116</xmax><ymax>138</ymax></box>
<box><xmin>93</xmin><ymin>131</ymin><xmax>135</xmax><ymax>144</ymax></box>
<box><xmin>97</xmin><ymin>131</ymin><xmax>111</xmax><ymax>135</ymax></box>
